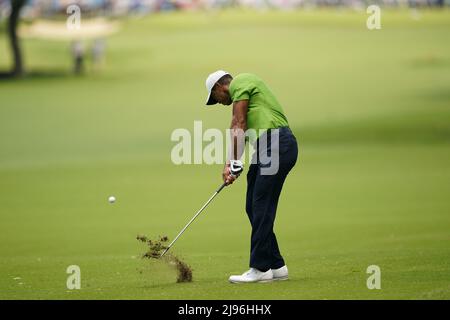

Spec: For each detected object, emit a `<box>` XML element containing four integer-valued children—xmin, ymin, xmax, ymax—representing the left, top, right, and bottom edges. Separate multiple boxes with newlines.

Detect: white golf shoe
<box><xmin>272</xmin><ymin>265</ymin><xmax>289</xmax><ymax>281</ymax></box>
<box><xmin>229</xmin><ymin>268</ymin><xmax>273</xmax><ymax>284</ymax></box>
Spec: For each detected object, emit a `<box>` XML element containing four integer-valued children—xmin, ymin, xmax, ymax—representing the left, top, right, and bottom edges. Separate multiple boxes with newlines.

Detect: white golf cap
<box><xmin>205</xmin><ymin>70</ymin><xmax>230</xmax><ymax>105</ymax></box>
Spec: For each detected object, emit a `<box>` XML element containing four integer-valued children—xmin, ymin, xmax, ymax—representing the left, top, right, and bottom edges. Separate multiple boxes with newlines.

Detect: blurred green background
<box><xmin>0</xmin><ymin>9</ymin><xmax>450</xmax><ymax>299</ymax></box>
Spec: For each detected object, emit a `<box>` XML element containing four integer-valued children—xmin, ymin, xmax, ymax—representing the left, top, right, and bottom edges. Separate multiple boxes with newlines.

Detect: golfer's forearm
<box><xmin>225</xmin><ymin>100</ymin><xmax>248</xmax><ymax>165</ymax></box>
<box><xmin>227</xmin><ymin>118</ymin><xmax>246</xmax><ymax>162</ymax></box>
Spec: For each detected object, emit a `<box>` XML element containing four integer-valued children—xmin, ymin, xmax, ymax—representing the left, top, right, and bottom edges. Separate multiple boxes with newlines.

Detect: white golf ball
<box><xmin>108</xmin><ymin>196</ymin><xmax>116</xmax><ymax>204</ymax></box>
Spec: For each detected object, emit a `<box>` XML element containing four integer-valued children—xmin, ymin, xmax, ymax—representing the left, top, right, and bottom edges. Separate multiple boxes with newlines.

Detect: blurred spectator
<box><xmin>92</xmin><ymin>38</ymin><xmax>105</xmax><ymax>70</ymax></box>
<box><xmin>71</xmin><ymin>40</ymin><xmax>85</xmax><ymax>74</ymax></box>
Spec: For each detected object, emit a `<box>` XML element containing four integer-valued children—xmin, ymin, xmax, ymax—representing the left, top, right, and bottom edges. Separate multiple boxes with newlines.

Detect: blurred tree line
<box><xmin>1</xmin><ymin>0</ymin><xmax>448</xmax><ymax>78</ymax></box>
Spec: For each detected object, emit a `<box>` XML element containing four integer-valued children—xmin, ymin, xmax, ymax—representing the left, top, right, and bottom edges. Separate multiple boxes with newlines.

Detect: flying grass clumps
<box><xmin>136</xmin><ymin>234</ymin><xmax>192</xmax><ymax>283</ymax></box>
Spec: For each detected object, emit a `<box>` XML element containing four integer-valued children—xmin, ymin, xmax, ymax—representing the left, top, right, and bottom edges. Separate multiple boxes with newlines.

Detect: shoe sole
<box><xmin>229</xmin><ymin>278</ymin><xmax>274</xmax><ymax>284</ymax></box>
<box><xmin>273</xmin><ymin>276</ymin><xmax>289</xmax><ymax>281</ymax></box>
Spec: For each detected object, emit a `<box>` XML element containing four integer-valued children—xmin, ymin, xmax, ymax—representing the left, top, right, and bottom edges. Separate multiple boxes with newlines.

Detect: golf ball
<box><xmin>108</xmin><ymin>196</ymin><xmax>116</xmax><ymax>204</ymax></box>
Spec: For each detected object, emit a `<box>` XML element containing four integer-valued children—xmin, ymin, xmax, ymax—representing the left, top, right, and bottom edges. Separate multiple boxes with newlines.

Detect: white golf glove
<box><xmin>229</xmin><ymin>160</ymin><xmax>244</xmax><ymax>177</ymax></box>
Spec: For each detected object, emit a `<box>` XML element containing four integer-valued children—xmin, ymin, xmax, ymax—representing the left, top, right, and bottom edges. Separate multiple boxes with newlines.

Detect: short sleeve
<box><xmin>230</xmin><ymin>75</ymin><xmax>253</xmax><ymax>102</ymax></box>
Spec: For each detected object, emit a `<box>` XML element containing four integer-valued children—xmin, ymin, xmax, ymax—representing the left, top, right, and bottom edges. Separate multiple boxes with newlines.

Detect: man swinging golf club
<box><xmin>205</xmin><ymin>70</ymin><xmax>299</xmax><ymax>283</ymax></box>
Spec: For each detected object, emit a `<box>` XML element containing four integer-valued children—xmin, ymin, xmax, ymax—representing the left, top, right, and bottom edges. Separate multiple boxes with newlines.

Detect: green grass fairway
<box><xmin>1</xmin><ymin>9</ymin><xmax>450</xmax><ymax>299</ymax></box>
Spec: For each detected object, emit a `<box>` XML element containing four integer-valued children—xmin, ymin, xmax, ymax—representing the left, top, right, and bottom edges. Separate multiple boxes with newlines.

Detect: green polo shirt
<box><xmin>229</xmin><ymin>73</ymin><xmax>289</xmax><ymax>134</ymax></box>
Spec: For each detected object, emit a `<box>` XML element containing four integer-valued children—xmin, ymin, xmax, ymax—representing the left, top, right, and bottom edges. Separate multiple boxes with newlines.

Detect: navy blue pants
<box><xmin>246</xmin><ymin>127</ymin><xmax>298</xmax><ymax>272</ymax></box>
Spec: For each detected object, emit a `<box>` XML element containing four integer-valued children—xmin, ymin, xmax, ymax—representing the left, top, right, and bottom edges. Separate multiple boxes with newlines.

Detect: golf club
<box><xmin>160</xmin><ymin>182</ymin><xmax>227</xmax><ymax>257</ymax></box>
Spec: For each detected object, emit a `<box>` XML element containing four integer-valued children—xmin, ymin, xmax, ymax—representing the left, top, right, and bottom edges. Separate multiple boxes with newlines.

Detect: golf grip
<box><xmin>216</xmin><ymin>182</ymin><xmax>227</xmax><ymax>193</ymax></box>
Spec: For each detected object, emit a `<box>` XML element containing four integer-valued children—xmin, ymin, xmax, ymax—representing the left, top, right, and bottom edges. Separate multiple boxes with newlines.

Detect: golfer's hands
<box><xmin>223</xmin><ymin>164</ymin><xmax>236</xmax><ymax>186</ymax></box>
<box><xmin>222</xmin><ymin>160</ymin><xmax>244</xmax><ymax>186</ymax></box>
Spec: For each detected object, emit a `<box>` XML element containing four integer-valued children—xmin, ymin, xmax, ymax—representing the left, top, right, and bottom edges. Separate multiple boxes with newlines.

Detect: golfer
<box><xmin>205</xmin><ymin>70</ymin><xmax>298</xmax><ymax>283</ymax></box>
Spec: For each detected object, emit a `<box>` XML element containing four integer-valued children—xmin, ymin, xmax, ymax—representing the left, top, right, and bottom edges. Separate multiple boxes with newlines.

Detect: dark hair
<box><xmin>217</xmin><ymin>74</ymin><xmax>233</xmax><ymax>86</ymax></box>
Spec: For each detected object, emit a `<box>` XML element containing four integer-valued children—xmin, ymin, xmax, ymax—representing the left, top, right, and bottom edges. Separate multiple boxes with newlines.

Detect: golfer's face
<box><xmin>212</xmin><ymin>84</ymin><xmax>232</xmax><ymax>105</ymax></box>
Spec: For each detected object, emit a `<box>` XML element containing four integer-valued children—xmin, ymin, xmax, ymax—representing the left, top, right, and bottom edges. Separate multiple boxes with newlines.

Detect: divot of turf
<box><xmin>137</xmin><ymin>234</ymin><xmax>193</xmax><ymax>283</ymax></box>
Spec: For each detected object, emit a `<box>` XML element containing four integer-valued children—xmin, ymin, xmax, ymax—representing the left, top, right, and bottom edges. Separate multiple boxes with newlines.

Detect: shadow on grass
<box><xmin>293</xmin><ymin>108</ymin><xmax>450</xmax><ymax>146</ymax></box>
<box><xmin>0</xmin><ymin>69</ymin><xmax>78</xmax><ymax>81</ymax></box>
<box><xmin>137</xmin><ymin>277</ymin><xmax>301</xmax><ymax>291</ymax></box>
<box><xmin>138</xmin><ymin>281</ymin><xmax>194</xmax><ymax>291</ymax></box>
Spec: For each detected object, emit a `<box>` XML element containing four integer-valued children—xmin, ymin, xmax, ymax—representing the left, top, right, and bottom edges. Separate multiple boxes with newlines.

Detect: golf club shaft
<box><xmin>160</xmin><ymin>182</ymin><xmax>227</xmax><ymax>257</ymax></box>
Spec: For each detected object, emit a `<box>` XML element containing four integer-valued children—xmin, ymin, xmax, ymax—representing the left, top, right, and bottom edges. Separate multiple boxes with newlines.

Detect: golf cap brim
<box><xmin>205</xmin><ymin>92</ymin><xmax>216</xmax><ymax>105</ymax></box>
<box><xmin>205</xmin><ymin>70</ymin><xmax>230</xmax><ymax>106</ymax></box>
